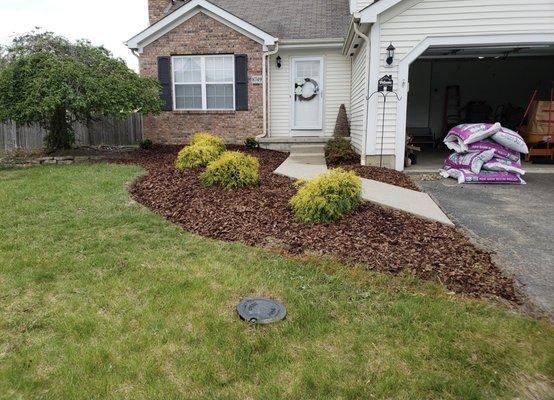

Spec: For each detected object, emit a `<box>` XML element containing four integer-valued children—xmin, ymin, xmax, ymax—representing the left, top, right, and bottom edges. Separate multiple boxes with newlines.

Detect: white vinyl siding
<box><xmin>370</xmin><ymin>0</ymin><xmax>554</xmax><ymax>155</ymax></box>
<box><xmin>349</xmin><ymin>41</ymin><xmax>368</xmax><ymax>152</ymax></box>
<box><xmin>269</xmin><ymin>49</ymin><xmax>352</xmax><ymax>137</ymax></box>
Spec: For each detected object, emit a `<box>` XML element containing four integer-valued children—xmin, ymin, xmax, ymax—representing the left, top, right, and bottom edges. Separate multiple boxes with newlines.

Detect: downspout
<box><xmin>258</xmin><ymin>42</ymin><xmax>279</xmax><ymax>139</ymax></box>
<box><xmin>352</xmin><ymin>21</ymin><xmax>370</xmax><ymax>165</ymax></box>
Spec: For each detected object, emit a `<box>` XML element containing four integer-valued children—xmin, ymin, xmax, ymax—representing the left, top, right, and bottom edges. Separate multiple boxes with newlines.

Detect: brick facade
<box><xmin>148</xmin><ymin>0</ymin><xmax>168</xmax><ymax>24</ymax></box>
<box><xmin>139</xmin><ymin>12</ymin><xmax>265</xmax><ymax>145</ymax></box>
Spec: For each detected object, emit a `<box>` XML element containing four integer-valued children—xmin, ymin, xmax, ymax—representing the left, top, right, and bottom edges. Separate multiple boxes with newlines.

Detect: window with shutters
<box><xmin>172</xmin><ymin>55</ymin><xmax>235</xmax><ymax>110</ymax></box>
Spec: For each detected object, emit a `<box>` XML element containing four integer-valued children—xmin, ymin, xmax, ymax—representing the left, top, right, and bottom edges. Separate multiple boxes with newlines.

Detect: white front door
<box><xmin>291</xmin><ymin>57</ymin><xmax>324</xmax><ymax>132</ymax></box>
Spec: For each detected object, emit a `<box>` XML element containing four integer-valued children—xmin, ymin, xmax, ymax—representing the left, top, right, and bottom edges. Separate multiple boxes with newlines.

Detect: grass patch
<box><xmin>0</xmin><ymin>164</ymin><xmax>552</xmax><ymax>399</ymax></box>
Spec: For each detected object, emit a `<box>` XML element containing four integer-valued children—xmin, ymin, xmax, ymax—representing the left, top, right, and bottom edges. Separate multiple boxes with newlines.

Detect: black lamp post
<box><xmin>386</xmin><ymin>43</ymin><xmax>395</xmax><ymax>66</ymax></box>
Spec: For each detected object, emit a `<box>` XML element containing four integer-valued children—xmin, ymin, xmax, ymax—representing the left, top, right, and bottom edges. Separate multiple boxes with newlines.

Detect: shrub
<box><xmin>244</xmin><ymin>137</ymin><xmax>260</xmax><ymax>149</ymax></box>
<box><xmin>201</xmin><ymin>151</ymin><xmax>260</xmax><ymax>188</ymax></box>
<box><xmin>139</xmin><ymin>139</ymin><xmax>153</xmax><ymax>150</ymax></box>
<box><xmin>289</xmin><ymin>168</ymin><xmax>362</xmax><ymax>223</ymax></box>
<box><xmin>190</xmin><ymin>132</ymin><xmax>225</xmax><ymax>152</ymax></box>
<box><xmin>325</xmin><ymin>137</ymin><xmax>359</xmax><ymax>165</ymax></box>
<box><xmin>175</xmin><ymin>144</ymin><xmax>224</xmax><ymax>169</ymax></box>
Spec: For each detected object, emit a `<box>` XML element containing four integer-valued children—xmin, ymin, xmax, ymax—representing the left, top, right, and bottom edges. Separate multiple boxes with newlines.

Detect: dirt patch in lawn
<box><xmin>116</xmin><ymin>146</ymin><xmax>520</xmax><ymax>303</ymax></box>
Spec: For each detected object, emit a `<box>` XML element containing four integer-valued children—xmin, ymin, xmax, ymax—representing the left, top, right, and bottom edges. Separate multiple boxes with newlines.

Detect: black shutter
<box><xmin>157</xmin><ymin>56</ymin><xmax>173</xmax><ymax>111</ymax></box>
<box><xmin>234</xmin><ymin>54</ymin><xmax>248</xmax><ymax>111</ymax></box>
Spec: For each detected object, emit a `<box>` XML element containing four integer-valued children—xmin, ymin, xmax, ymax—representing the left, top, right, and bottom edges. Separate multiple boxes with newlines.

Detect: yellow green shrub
<box><xmin>190</xmin><ymin>132</ymin><xmax>225</xmax><ymax>152</ymax></box>
<box><xmin>175</xmin><ymin>144</ymin><xmax>224</xmax><ymax>170</ymax></box>
<box><xmin>289</xmin><ymin>168</ymin><xmax>362</xmax><ymax>223</ymax></box>
<box><xmin>201</xmin><ymin>151</ymin><xmax>260</xmax><ymax>188</ymax></box>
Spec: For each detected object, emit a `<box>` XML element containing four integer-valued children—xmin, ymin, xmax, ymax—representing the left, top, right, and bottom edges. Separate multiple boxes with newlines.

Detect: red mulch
<box><xmin>116</xmin><ymin>146</ymin><xmax>520</xmax><ymax>303</ymax></box>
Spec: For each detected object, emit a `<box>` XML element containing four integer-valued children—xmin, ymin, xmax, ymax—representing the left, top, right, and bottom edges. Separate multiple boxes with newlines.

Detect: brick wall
<box><xmin>139</xmin><ymin>12</ymin><xmax>265</xmax><ymax>145</ymax></box>
<box><xmin>148</xmin><ymin>0</ymin><xmax>169</xmax><ymax>24</ymax></box>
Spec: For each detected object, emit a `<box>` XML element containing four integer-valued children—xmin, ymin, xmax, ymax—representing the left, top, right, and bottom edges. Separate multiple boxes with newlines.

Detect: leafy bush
<box><xmin>175</xmin><ymin>144</ymin><xmax>224</xmax><ymax>169</ymax></box>
<box><xmin>201</xmin><ymin>151</ymin><xmax>260</xmax><ymax>188</ymax></box>
<box><xmin>190</xmin><ymin>132</ymin><xmax>225</xmax><ymax>152</ymax></box>
<box><xmin>139</xmin><ymin>139</ymin><xmax>153</xmax><ymax>150</ymax></box>
<box><xmin>289</xmin><ymin>168</ymin><xmax>362</xmax><ymax>223</ymax></box>
<box><xmin>244</xmin><ymin>137</ymin><xmax>260</xmax><ymax>149</ymax></box>
<box><xmin>325</xmin><ymin>137</ymin><xmax>359</xmax><ymax>165</ymax></box>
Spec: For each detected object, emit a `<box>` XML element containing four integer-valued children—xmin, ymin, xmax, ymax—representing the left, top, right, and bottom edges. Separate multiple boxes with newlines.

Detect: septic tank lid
<box><xmin>236</xmin><ymin>297</ymin><xmax>287</xmax><ymax>324</ymax></box>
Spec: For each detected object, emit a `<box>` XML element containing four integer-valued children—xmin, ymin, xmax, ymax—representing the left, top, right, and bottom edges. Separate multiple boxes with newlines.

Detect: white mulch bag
<box><xmin>440</xmin><ymin>168</ymin><xmax>526</xmax><ymax>185</ymax></box>
<box><xmin>491</xmin><ymin>127</ymin><xmax>529</xmax><ymax>154</ymax></box>
<box><xmin>466</xmin><ymin>139</ymin><xmax>521</xmax><ymax>162</ymax></box>
<box><xmin>482</xmin><ymin>157</ymin><xmax>525</xmax><ymax>175</ymax></box>
<box><xmin>443</xmin><ymin>149</ymin><xmax>495</xmax><ymax>174</ymax></box>
<box><xmin>444</xmin><ymin>123</ymin><xmax>501</xmax><ymax>151</ymax></box>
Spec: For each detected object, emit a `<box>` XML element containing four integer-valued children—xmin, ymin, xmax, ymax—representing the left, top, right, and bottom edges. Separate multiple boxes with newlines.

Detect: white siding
<box><xmin>269</xmin><ymin>49</ymin><xmax>352</xmax><ymax>137</ymax></box>
<box><xmin>350</xmin><ymin>41</ymin><xmax>368</xmax><ymax>152</ymax></box>
<box><xmin>371</xmin><ymin>0</ymin><xmax>554</xmax><ymax>155</ymax></box>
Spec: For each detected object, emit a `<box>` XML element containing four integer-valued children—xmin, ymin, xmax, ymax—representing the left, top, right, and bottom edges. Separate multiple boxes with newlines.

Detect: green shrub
<box><xmin>325</xmin><ymin>137</ymin><xmax>359</xmax><ymax>165</ymax></box>
<box><xmin>201</xmin><ymin>151</ymin><xmax>260</xmax><ymax>188</ymax></box>
<box><xmin>175</xmin><ymin>144</ymin><xmax>224</xmax><ymax>169</ymax></box>
<box><xmin>289</xmin><ymin>168</ymin><xmax>362</xmax><ymax>223</ymax></box>
<box><xmin>244</xmin><ymin>137</ymin><xmax>260</xmax><ymax>149</ymax></box>
<box><xmin>190</xmin><ymin>132</ymin><xmax>225</xmax><ymax>152</ymax></box>
<box><xmin>139</xmin><ymin>139</ymin><xmax>153</xmax><ymax>150</ymax></box>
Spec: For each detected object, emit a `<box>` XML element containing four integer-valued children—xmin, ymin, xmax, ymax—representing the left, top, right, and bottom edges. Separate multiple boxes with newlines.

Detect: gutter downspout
<box><xmin>258</xmin><ymin>42</ymin><xmax>279</xmax><ymax>139</ymax></box>
<box><xmin>352</xmin><ymin>21</ymin><xmax>370</xmax><ymax>165</ymax></box>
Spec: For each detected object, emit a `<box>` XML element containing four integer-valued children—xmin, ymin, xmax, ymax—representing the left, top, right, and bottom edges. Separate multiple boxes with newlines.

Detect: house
<box><xmin>127</xmin><ymin>0</ymin><xmax>554</xmax><ymax>170</ymax></box>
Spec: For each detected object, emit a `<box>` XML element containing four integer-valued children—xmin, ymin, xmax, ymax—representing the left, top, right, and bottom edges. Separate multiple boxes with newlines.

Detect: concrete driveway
<box><xmin>419</xmin><ymin>174</ymin><xmax>554</xmax><ymax>318</ymax></box>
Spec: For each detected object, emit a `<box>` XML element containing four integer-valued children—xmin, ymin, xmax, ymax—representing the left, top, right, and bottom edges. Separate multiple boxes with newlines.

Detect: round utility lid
<box><xmin>236</xmin><ymin>297</ymin><xmax>287</xmax><ymax>324</ymax></box>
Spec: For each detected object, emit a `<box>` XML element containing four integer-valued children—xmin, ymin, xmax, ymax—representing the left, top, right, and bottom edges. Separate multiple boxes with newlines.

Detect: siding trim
<box><xmin>394</xmin><ymin>32</ymin><xmax>554</xmax><ymax>170</ymax></box>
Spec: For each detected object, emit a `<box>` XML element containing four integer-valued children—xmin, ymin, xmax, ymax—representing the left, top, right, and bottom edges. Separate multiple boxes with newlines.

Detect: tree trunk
<box><xmin>45</xmin><ymin>108</ymin><xmax>74</xmax><ymax>151</ymax></box>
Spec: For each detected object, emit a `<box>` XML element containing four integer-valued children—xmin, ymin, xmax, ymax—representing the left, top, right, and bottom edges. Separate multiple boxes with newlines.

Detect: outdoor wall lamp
<box><xmin>386</xmin><ymin>43</ymin><xmax>396</xmax><ymax>66</ymax></box>
<box><xmin>276</xmin><ymin>56</ymin><xmax>282</xmax><ymax>69</ymax></box>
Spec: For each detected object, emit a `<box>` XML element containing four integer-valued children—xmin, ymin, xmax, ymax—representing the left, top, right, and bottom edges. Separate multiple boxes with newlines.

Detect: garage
<box><xmin>404</xmin><ymin>44</ymin><xmax>554</xmax><ymax>170</ymax></box>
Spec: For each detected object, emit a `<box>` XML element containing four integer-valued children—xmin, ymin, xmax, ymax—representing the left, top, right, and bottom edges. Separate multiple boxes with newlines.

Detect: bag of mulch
<box><xmin>444</xmin><ymin>123</ymin><xmax>501</xmax><ymax>151</ymax></box>
<box><xmin>491</xmin><ymin>127</ymin><xmax>529</xmax><ymax>154</ymax></box>
<box><xmin>482</xmin><ymin>157</ymin><xmax>525</xmax><ymax>175</ymax></box>
<box><xmin>466</xmin><ymin>139</ymin><xmax>521</xmax><ymax>161</ymax></box>
<box><xmin>440</xmin><ymin>168</ymin><xmax>526</xmax><ymax>184</ymax></box>
<box><xmin>443</xmin><ymin>149</ymin><xmax>495</xmax><ymax>174</ymax></box>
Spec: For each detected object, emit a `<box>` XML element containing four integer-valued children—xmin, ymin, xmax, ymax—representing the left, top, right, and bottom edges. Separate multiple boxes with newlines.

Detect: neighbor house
<box><xmin>127</xmin><ymin>0</ymin><xmax>554</xmax><ymax>170</ymax></box>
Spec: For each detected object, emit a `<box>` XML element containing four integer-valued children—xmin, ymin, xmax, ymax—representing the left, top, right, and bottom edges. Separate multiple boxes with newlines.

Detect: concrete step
<box><xmin>290</xmin><ymin>143</ymin><xmax>326</xmax><ymax>155</ymax></box>
<box><xmin>289</xmin><ymin>154</ymin><xmax>327</xmax><ymax>165</ymax></box>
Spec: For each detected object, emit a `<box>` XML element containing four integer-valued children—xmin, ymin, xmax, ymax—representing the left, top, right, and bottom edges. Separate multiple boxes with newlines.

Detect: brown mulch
<box><xmin>116</xmin><ymin>145</ymin><xmax>520</xmax><ymax>303</ymax></box>
<box><xmin>329</xmin><ymin>161</ymin><xmax>421</xmax><ymax>191</ymax></box>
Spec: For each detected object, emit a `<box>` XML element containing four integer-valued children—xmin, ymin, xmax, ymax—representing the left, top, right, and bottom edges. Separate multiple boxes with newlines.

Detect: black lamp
<box><xmin>276</xmin><ymin>56</ymin><xmax>282</xmax><ymax>69</ymax></box>
<box><xmin>386</xmin><ymin>43</ymin><xmax>395</xmax><ymax>66</ymax></box>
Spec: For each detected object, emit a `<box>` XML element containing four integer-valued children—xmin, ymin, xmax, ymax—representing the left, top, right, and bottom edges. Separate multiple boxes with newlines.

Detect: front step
<box><xmin>289</xmin><ymin>154</ymin><xmax>326</xmax><ymax>165</ymax></box>
<box><xmin>290</xmin><ymin>143</ymin><xmax>326</xmax><ymax>155</ymax></box>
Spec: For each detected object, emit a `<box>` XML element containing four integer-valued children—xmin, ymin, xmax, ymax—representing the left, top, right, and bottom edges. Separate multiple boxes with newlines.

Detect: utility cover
<box><xmin>236</xmin><ymin>297</ymin><xmax>286</xmax><ymax>324</ymax></box>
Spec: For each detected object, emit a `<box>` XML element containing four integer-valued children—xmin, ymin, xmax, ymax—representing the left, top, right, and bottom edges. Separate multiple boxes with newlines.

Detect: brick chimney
<box><xmin>148</xmin><ymin>0</ymin><xmax>169</xmax><ymax>25</ymax></box>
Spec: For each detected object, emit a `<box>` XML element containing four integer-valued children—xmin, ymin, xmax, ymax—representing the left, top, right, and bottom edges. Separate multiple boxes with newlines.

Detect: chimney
<box><xmin>148</xmin><ymin>0</ymin><xmax>169</xmax><ymax>25</ymax></box>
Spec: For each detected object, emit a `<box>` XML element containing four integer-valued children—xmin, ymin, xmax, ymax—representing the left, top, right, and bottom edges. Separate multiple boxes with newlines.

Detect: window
<box><xmin>172</xmin><ymin>55</ymin><xmax>235</xmax><ymax>110</ymax></box>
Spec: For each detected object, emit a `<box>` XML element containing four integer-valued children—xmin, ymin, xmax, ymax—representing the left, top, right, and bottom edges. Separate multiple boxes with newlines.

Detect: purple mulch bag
<box><xmin>482</xmin><ymin>157</ymin><xmax>525</xmax><ymax>175</ymax></box>
<box><xmin>444</xmin><ymin>123</ymin><xmax>501</xmax><ymax>150</ymax></box>
<box><xmin>440</xmin><ymin>168</ymin><xmax>526</xmax><ymax>185</ymax></box>
<box><xmin>466</xmin><ymin>139</ymin><xmax>521</xmax><ymax>161</ymax></box>
<box><xmin>443</xmin><ymin>149</ymin><xmax>495</xmax><ymax>174</ymax></box>
<box><xmin>491</xmin><ymin>127</ymin><xmax>529</xmax><ymax>154</ymax></box>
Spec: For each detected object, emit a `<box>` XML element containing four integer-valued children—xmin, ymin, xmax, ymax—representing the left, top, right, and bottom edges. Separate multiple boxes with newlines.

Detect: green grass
<box><xmin>0</xmin><ymin>164</ymin><xmax>552</xmax><ymax>400</ymax></box>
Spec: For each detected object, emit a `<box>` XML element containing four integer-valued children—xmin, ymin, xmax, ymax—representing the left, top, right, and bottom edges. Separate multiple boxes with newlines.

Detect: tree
<box><xmin>0</xmin><ymin>31</ymin><xmax>162</xmax><ymax>151</ymax></box>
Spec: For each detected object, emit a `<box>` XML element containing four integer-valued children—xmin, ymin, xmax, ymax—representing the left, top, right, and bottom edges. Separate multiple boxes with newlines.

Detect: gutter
<box><xmin>352</xmin><ymin>20</ymin><xmax>370</xmax><ymax>165</ymax></box>
<box><xmin>258</xmin><ymin>42</ymin><xmax>279</xmax><ymax>139</ymax></box>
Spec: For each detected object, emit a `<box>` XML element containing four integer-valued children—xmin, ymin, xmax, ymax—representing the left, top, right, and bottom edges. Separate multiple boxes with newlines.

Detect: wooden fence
<box><xmin>0</xmin><ymin>114</ymin><xmax>143</xmax><ymax>151</ymax></box>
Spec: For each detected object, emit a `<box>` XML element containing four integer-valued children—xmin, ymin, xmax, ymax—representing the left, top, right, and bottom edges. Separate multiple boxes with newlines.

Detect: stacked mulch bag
<box><xmin>440</xmin><ymin>123</ymin><xmax>529</xmax><ymax>184</ymax></box>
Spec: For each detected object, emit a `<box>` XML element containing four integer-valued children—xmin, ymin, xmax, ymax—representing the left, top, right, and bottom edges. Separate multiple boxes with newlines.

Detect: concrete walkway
<box><xmin>274</xmin><ymin>149</ymin><xmax>453</xmax><ymax>226</ymax></box>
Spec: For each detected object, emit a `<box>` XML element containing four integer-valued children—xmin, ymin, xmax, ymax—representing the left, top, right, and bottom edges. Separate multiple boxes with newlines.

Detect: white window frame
<box><xmin>172</xmin><ymin>55</ymin><xmax>235</xmax><ymax>111</ymax></box>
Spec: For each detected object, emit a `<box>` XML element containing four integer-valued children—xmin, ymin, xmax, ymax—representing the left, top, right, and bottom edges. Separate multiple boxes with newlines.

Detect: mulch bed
<box><xmin>116</xmin><ymin>146</ymin><xmax>520</xmax><ymax>303</ymax></box>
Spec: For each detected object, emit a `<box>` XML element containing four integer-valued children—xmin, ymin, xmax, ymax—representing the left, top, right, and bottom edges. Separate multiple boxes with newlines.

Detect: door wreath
<box><xmin>295</xmin><ymin>78</ymin><xmax>320</xmax><ymax>101</ymax></box>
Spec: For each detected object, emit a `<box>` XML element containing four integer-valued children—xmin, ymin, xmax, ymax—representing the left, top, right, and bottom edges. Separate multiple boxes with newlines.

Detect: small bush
<box><xmin>201</xmin><ymin>151</ymin><xmax>259</xmax><ymax>188</ymax></box>
<box><xmin>325</xmin><ymin>137</ymin><xmax>359</xmax><ymax>165</ymax></box>
<box><xmin>290</xmin><ymin>168</ymin><xmax>362</xmax><ymax>223</ymax></box>
<box><xmin>190</xmin><ymin>132</ymin><xmax>225</xmax><ymax>152</ymax></box>
<box><xmin>244</xmin><ymin>137</ymin><xmax>260</xmax><ymax>149</ymax></box>
<box><xmin>139</xmin><ymin>139</ymin><xmax>153</xmax><ymax>150</ymax></box>
<box><xmin>175</xmin><ymin>144</ymin><xmax>224</xmax><ymax>169</ymax></box>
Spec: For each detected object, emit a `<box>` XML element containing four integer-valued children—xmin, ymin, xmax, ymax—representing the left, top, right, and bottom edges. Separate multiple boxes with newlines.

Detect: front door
<box><xmin>292</xmin><ymin>57</ymin><xmax>323</xmax><ymax>132</ymax></box>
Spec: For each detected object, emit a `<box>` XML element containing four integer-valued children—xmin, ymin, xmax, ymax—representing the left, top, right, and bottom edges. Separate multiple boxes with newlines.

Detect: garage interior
<box><xmin>405</xmin><ymin>43</ymin><xmax>554</xmax><ymax>170</ymax></box>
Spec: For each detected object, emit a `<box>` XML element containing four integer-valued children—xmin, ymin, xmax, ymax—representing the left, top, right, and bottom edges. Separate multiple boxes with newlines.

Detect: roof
<box><xmin>167</xmin><ymin>0</ymin><xmax>352</xmax><ymax>39</ymax></box>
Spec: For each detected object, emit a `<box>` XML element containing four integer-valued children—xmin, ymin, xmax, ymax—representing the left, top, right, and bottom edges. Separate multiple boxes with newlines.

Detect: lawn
<box><xmin>0</xmin><ymin>163</ymin><xmax>552</xmax><ymax>399</ymax></box>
